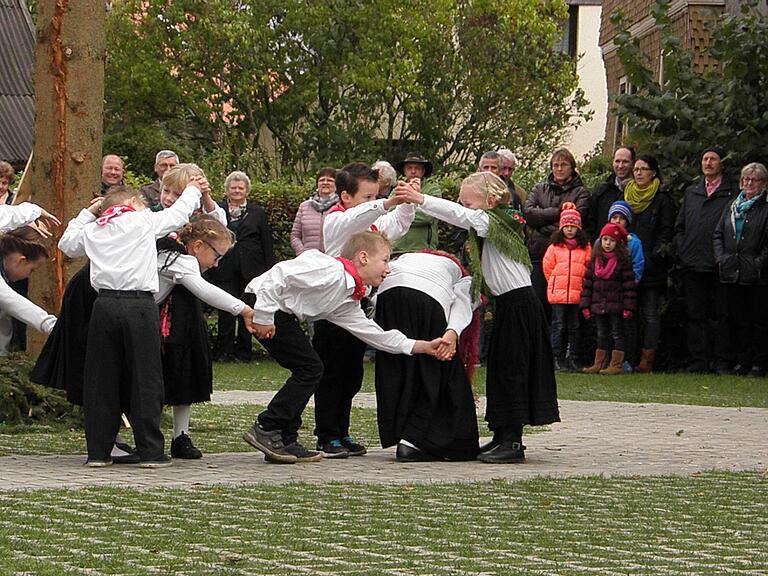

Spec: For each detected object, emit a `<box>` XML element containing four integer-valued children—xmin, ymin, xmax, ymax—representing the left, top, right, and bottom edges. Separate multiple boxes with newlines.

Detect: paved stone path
<box><xmin>2</xmin><ymin>392</ymin><xmax>766</xmax><ymax>491</ymax></box>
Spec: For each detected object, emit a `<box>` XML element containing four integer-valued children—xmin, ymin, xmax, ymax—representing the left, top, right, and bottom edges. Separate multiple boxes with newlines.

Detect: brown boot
<box><xmin>583</xmin><ymin>349</ymin><xmax>608</xmax><ymax>374</ymax></box>
<box><xmin>635</xmin><ymin>349</ymin><xmax>656</xmax><ymax>373</ymax></box>
<box><xmin>600</xmin><ymin>350</ymin><xmax>625</xmax><ymax>375</ymax></box>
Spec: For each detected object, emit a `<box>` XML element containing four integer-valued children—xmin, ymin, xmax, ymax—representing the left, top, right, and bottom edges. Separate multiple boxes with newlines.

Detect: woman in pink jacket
<box><xmin>290</xmin><ymin>167</ymin><xmax>338</xmax><ymax>255</ymax></box>
<box><xmin>542</xmin><ymin>203</ymin><xmax>591</xmax><ymax>371</ymax></box>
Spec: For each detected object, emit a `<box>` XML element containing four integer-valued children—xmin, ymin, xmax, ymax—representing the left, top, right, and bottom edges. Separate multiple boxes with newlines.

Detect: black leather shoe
<box><xmin>478</xmin><ymin>434</ymin><xmax>500</xmax><ymax>454</ymax></box>
<box><xmin>395</xmin><ymin>443</ymin><xmax>440</xmax><ymax>463</ymax></box>
<box><xmin>477</xmin><ymin>441</ymin><xmax>526</xmax><ymax>464</ymax></box>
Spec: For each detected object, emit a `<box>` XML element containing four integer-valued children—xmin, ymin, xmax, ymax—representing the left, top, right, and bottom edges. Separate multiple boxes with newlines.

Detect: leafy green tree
<box><xmin>611</xmin><ymin>0</ymin><xmax>768</xmax><ymax>198</ymax></box>
<box><xmin>105</xmin><ymin>0</ymin><xmax>587</xmax><ymax>179</ymax></box>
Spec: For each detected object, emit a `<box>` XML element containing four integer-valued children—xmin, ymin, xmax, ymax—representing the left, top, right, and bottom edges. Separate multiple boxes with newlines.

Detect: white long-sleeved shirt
<box><xmin>0</xmin><ymin>203</ymin><xmax>42</xmax><ymax>232</ymax></box>
<box><xmin>204</xmin><ymin>203</ymin><xmax>227</xmax><ymax>226</ymax></box>
<box><xmin>322</xmin><ymin>200</ymin><xmax>415</xmax><ymax>257</ymax></box>
<box><xmin>377</xmin><ymin>252</ymin><xmax>474</xmax><ymax>336</ymax></box>
<box><xmin>245</xmin><ymin>249</ymin><xmax>415</xmax><ymax>355</ymax></box>
<box><xmin>0</xmin><ymin>275</ymin><xmax>56</xmax><ymax>355</ymax></box>
<box><xmin>156</xmin><ymin>251</ymin><xmax>245</xmax><ymax>316</ymax></box>
<box><xmin>58</xmin><ymin>186</ymin><xmax>201</xmax><ymax>292</ymax></box>
<box><xmin>419</xmin><ymin>195</ymin><xmax>531</xmax><ymax>295</ymax></box>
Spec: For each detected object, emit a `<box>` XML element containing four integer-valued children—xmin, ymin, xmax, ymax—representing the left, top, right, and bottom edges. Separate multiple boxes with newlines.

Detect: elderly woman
<box><xmin>373</xmin><ymin>160</ymin><xmax>397</xmax><ymax>200</ymax></box>
<box><xmin>623</xmin><ymin>154</ymin><xmax>676</xmax><ymax>372</ymax></box>
<box><xmin>524</xmin><ymin>147</ymin><xmax>590</xmax><ymax>318</ymax></box>
<box><xmin>713</xmin><ymin>162</ymin><xmax>768</xmax><ymax>377</ymax></box>
<box><xmin>208</xmin><ymin>171</ymin><xmax>274</xmax><ymax>362</ymax></box>
<box><xmin>290</xmin><ymin>167</ymin><xmax>338</xmax><ymax>255</ymax></box>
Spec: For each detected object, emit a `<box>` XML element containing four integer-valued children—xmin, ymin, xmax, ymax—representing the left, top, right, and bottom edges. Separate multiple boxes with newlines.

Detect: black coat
<box><xmin>629</xmin><ymin>190</ymin><xmax>677</xmax><ymax>288</ymax></box>
<box><xmin>673</xmin><ymin>177</ymin><xmax>736</xmax><ymax>273</ymax></box>
<box><xmin>207</xmin><ymin>201</ymin><xmax>275</xmax><ymax>284</ymax></box>
<box><xmin>585</xmin><ymin>173</ymin><xmax>624</xmax><ymax>241</ymax></box>
<box><xmin>713</xmin><ymin>190</ymin><xmax>768</xmax><ymax>285</ymax></box>
<box><xmin>524</xmin><ymin>172</ymin><xmax>590</xmax><ymax>261</ymax></box>
<box><xmin>580</xmin><ymin>257</ymin><xmax>636</xmax><ymax>315</ymax></box>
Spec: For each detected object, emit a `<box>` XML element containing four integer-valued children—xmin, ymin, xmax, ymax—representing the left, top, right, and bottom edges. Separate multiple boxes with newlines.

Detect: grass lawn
<box><xmin>215</xmin><ymin>360</ymin><xmax>768</xmax><ymax>408</ymax></box>
<box><xmin>0</xmin><ymin>471</ymin><xmax>765</xmax><ymax>575</ymax></box>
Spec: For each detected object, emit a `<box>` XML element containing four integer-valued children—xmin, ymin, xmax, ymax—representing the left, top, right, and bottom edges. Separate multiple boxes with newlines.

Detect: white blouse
<box><xmin>0</xmin><ymin>202</ymin><xmax>42</xmax><ymax>232</ymax></box>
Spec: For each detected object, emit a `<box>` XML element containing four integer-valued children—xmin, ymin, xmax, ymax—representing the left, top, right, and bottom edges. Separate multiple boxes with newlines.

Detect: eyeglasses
<box><xmin>204</xmin><ymin>241</ymin><xmax>226</xmax><ymax>262</ymax></box>
<box><xmin>741</xmin><ymin>177</ymin><xmax>765</xmax><ymax>184</ymax></box>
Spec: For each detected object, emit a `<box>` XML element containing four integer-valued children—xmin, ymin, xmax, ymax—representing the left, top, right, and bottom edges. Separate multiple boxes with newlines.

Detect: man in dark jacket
<box><xmin>585</xmin><ymin>146</ymin><xmax>635</xmax><ymax>240</ymax></box>
<box><xmin>673</xmin><ymin>146</ymin><xmax>736</xmax><ymax>373</ymax></box>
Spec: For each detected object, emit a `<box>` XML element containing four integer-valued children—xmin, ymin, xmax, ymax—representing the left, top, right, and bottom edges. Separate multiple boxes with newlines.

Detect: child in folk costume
<box><xmin>580</xmin><ymin>223</ymin><xmax>637</xmax><ymax>375</ymax></box>
<box><xmin>58</xmin><ymin>181</ymin><xmax>203</xmax><ymax>468</ymax></box>
<box><xmin>0</xmin><ymin>227</ymin><xmax>57</xmax><ymax>355</ymax></box>
<box><xmin>313</xmin><ymin>162</ymin><xmax>415</xmax><ymax>458</ymax></box>
<box><xmin>32</xmin><ymin>164</ymin><xmax>223</xmax><ymax>460</ymax></box>
<box><xmin>395</xmin><ymin>172</ymin><xmax>560</xmax><ymax>464</ymax></box>
<box><xmin>156</xmin><ymin>216</ymin><xmax>255</xmax><ymax>459</ymax></box>
<box><xmin>542</xmin><ymin>202</ymin><xmax>591</xmax><ymax>372</ymax></box>
<box><xmin>374</xmin><ymin>250</ymin><xmax>479</xmax><ymax>462</ymax></box>
<box><xmin>0</xmin><ymin>202</ymin><xmax>60</xmax><ymax>235</ymax></box>
<box><xmin>242</xmin><ymin>231</ymin><xmax>447</xmax><ymax>464</ymax></box>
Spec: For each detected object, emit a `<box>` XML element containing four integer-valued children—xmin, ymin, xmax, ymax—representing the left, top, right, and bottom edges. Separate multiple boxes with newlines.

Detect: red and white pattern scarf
<box><xmin>96</xmin><ymin>204</ymin><xmax>135</xmax><ymax>226</ymax></box>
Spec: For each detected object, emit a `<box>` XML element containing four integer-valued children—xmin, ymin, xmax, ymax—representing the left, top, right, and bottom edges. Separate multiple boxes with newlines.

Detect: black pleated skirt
<box><xmin>485</xmin><ymin>286</ymin><xmax>560</xmax><ymax>430</ymax></box>
<box><xmin>375</xmin><ymin>287</ymin><xmax>479</xmax><ymax>460</ymax></box>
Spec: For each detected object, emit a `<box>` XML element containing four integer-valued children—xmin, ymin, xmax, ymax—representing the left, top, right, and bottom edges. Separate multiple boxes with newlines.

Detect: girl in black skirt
<box><xmin>394</xmin><ymin>172</ymin><xmax>560</xmax><ymax>464</ymax></box>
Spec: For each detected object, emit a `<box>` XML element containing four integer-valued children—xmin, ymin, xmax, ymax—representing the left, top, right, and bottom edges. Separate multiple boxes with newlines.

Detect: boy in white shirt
<box><xmin>58</xmin><ymin>182</ymin><xmax>202</xmax><ymax>468</ymax></box>
<box><xmin>242</xmin><ymin>231</ymin><xmax>450</xmax><ymax>464</ymax></box>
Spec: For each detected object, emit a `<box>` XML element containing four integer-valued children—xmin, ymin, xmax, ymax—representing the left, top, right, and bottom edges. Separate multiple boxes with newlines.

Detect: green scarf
<box><xmin>467</xmin><ymin>206</ymin><xmax>531</xmax><ymax>299</ymax></box>
<box><xmin>624</xmin><ymin>177</ymin><xmax>660</xmax><ymax>214</ymax></box>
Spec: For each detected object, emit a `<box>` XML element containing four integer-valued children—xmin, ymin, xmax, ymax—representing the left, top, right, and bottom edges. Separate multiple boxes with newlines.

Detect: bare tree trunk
<box><xmin>27</xmin><ymin>0</ymin><xmax>105</xmax><ymax>355</ymax></box>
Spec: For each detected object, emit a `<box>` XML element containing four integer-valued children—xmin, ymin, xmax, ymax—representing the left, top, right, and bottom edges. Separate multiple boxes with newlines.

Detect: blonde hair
<box><xmin>340</xmin><ymin>231</ymin><xmax>390</xmax><ymax>260</ymax></box>
<box><xmin>162</xmin><ymin>163</ymin><xmax>205</xmax><ymax>192</ymax></box>
<box><xmin>461</xmin><ymin>172</ymin><xmax>508</xmax><ymax>204</ymax></box>
<box><xmin>177</xmin><ymin>215</ymin><xmax>235</xmax><ymax>247</ymax></box>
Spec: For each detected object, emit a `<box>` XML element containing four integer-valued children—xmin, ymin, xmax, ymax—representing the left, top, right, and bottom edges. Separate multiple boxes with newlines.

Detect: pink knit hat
<box><xmin>559</xmin><ymin>202</ymin><xmax>582</xmax><ymax>229</ymax></box>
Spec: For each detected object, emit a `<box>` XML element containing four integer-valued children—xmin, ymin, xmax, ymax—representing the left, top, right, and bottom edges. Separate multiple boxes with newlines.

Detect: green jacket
<box><xmin>391</xmin><ymin>179</ymin><xmax>442</xmax><ymax>255</ymax></box>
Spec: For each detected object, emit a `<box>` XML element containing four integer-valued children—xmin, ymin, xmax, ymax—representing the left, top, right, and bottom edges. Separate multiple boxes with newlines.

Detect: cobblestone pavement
<box><xmin>4</xmin><ymin>393</ymin><xmax>766</xmax><ymax>491</ymax></box>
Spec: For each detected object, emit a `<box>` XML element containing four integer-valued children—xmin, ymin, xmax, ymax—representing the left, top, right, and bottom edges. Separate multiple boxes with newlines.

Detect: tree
<box><xmin>26</xmin><ymin>0</ymin><xmax>106</xmax><ymax>353</ymax></box>
<box><xmin>104</xmin><ymin>0</ymin><xmax>587</xmax><ymax>179</ymax></box>
<box><xmin>611</xmin><ymin>0</ymin><xmax>768</xmax><ymax>198</ymax></box>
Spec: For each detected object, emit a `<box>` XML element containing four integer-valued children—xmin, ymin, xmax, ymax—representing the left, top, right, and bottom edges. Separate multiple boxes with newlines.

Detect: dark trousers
<box><xmin>637</xmin><ymin>285</ymin><xmax>663</xmax><ymax>350</ymax></box>
<box><xmin>312</xmin><ymin>319</ymin><xmax>367</xmax><ymax>443</ymax></box>
<box><xmin>83</xmin><ymin>291</ymin><xmax>164</xmax><ymax>461</ymax></box>
<box><xmin>530</xmin><ymin>261</ymin><xmax>551</xmax><ymax>322</ymax></box>
<box><xmin>681</xmin><ymin>270</ymin><xmax>732</xmax><ymax>366</ymax></box>
<box><xmin>727</xmin><ymin>283</ymin><xmax>768</xmax><ymax>370</ymax></box>
<box><xmin>215</xmin><ymin>277</ymin><xmax>252</xmax><ymax>360</ymax></box>
<box><xmin>595</xmin><ymin>313</ymin><xmax>624</xmax><ymax>351</ymax></box>
<box><xmin>257</xmin><ymin>311</ymin><xmax>324</xmax><ymax>445</ymax></box>
<box><xmin>550</xmin><ymin>303</ymin><xmax>579</xmax><ymax>358</ymax></box>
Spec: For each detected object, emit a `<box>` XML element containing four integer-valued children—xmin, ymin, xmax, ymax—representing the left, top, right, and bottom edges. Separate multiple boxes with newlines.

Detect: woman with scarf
<box><xmin>208</xmin><ymin>171</ymin><xmax>274</xmax><ymax>363</ymax></box>
<box><xmin>290</xmin><ymin>167</ymin><xmax>338</xmax><ymax>255</ymax></box>
<box><xmin>623</xmin><ymin>155</ymin><xmax>676</xmax><ymax>372</ymax></box>
<box><xmin>713</xmin><ymin>162</ymin><xmax>768</xmax><ymax>377</ymax></box>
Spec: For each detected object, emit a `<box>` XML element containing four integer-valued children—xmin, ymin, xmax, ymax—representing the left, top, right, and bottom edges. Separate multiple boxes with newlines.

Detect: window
<box><xmin>613</xmin><ymin>76</ymin><xmax>637</xmax><ymax>149</ymax></box>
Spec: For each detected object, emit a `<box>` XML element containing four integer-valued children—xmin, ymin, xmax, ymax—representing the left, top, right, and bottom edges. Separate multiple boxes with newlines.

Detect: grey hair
<box><xmin>479</xmin><ymin>151</ymin><xmax>502</xmax><ymax>171</ymax></box>
<box><xmin>372</xmin><ymin>160</ymin><xmax>397</xmax><ymax>187</ymax></box>
<box><xmin>224</xmin><ymin>170</ymin><xmax>251</xmax><ymax>194</ymax></box>
<box><xmin>741</xmin><ymin>162</ymin><xmax>768</xmax><ymax>182</ymax></box>
<box><xmin>496</xmin><ymin>148</ymin><xmax>518</xmax><ymax>170</ymax></box>
<box><xmin>155</xmin><ymin>150</ymin><xmax>179</xmax><ymax>164</ymax></box>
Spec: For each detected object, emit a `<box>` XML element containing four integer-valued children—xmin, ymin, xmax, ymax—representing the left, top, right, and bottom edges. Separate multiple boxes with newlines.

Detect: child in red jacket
<box><xmin>542</xmin><ymin>203</ymin><xmax>591</xmax><ymax>371</ymax></box>
<box><xmin>580</xmin><ymin>223</ymin><xmax>637</xmax><ymax>375</ymax></box>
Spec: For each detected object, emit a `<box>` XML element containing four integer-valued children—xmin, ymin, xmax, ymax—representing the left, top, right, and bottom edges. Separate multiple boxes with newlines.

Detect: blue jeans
<box><xmin>550</xmin><ymin>303</ymin><xmax>579</xmax><ymax>357</ymax></box>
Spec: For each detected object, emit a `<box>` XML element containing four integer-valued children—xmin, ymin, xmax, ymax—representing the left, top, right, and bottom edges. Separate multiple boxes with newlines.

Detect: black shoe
<box><xmin>477</xmin><ymin>441</ymin><xmax>526</xmax><ymax>464</ymax></box>
<box><xmin>685</xmin><ymin>360</ymin><xmax>709</xmax><ymax>373</ymax></box>
<box><xmin>85</xmin><ymin>458</ymin><xmax>113</xmax><ymax>468</ymax></box>
<box><xmin>748</xmin><ymin>366</ymin><xmax>766</xmax><ymax>378</ymax></box>
<box><xmin>479</xmin><ymin>432</ymin><xmax>501</xmax><ymax>453</ymax></box>
<box><xmin>112</xmin><ymin>453</ymin><xmax>141</xmax><ymax>465</ymax></box>
<box><xmin>316</xmin><ymin>439</ymin><xmax>350</xmax><ymax>459</ymax></box>
<box><xmin>171</xmin><ymin>432</ymin><xmax>203</xmax><ymax>459</ymax></box>
<box><xmin>281</xmin><ymin>441</ymin><xmax>322</xmax><ymax>463</ymax></box>
<box><xmin>395</xmin><ymin>443</ymin><xmax>440</xmax><ymax>463</ymax></box>
<box><xmin>733</xmin><ymin>363</ymin><xmax>751</xmax><ymax>376</ymax></box>
<box><xmin>714</xmin><ymin>360</ymin><xmax>734</xmax><ymax>376</ymax></box>
<box><xmin>341</xmin><ymin>436</ymin><xmax>367</xmax><ymax>456</ymax></box>
<box><xmin>114</xmin><ymin>441</ymin><xmax>136</xmax><ymax>454</ymax></box>
<box><xmin>243</xmin><ymin>424</ymin><xmax>297</xmax><ymax>463</ymax></box>
<box><xmin>139</xmin><ymin>454</ymin><xmax>173</xmax><ymax>468</ymax></box>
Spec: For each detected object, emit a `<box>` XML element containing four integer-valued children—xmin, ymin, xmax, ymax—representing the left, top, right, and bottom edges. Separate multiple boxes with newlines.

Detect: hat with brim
<box><xmin>395</xmin><ymin>152</ymin><xmax>433</xmax><ymax>178</ymax></box>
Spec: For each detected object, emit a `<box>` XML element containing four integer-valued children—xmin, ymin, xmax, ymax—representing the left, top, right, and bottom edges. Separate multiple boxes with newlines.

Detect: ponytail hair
<box><xmin>0</xmin><ymin>226</ymin><xmax>50</xmax><ymax>261</ymax></box>
<box><xmin>177</xmin><ymin>215</ymin><xmax>235</xmax><ymax>247</ymax></box>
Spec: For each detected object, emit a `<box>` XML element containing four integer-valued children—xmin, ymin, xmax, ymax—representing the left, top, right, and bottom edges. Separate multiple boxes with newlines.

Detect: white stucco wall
<box><xmin>563</xmin><ymin>5</ymin><xmax>608</xmax><ymax>161</ymax></box>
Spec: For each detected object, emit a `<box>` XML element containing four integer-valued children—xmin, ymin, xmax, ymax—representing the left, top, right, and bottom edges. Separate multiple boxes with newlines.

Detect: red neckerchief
<box><xmin>96</xmin><ymin>204</ymin><xmax>136</xmax><ymax>226</ymax></box>
<box><xmin>326</xmin><ymin>202</ymin><xmax>379</xmax><ymax>232</ymax></box>
<box><xmin>335</xmin><ymin>257</ymin><xmax>366</xmax><ymax>300</ymax></box>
